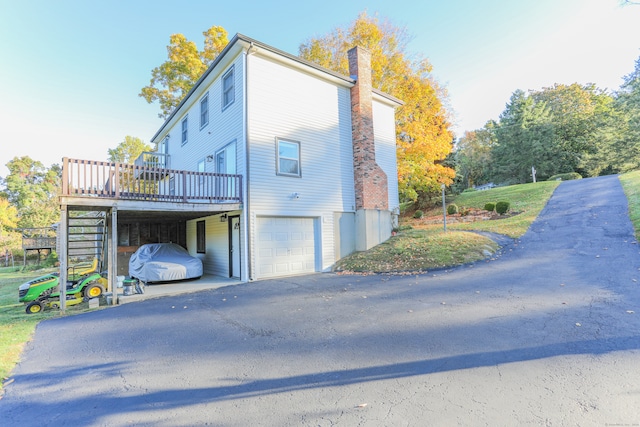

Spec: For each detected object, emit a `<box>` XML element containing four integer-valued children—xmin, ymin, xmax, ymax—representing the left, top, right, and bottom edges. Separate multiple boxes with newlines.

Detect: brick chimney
<box><xmin>348</xmin><ymin>46</ymin><xmax>388</xmax><ymax>211</ymax></box>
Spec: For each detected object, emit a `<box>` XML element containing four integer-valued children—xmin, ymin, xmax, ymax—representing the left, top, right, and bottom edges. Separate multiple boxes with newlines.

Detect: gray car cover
<box><xmin>129</xmin><ymin>243</ymin><xmax>203</xmax><ymax>283</ymax></box>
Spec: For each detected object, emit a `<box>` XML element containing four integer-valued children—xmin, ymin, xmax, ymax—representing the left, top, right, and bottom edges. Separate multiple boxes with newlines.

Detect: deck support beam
<box><xmin>108</xmin><ymin>208</ymin><xmax>118</xmax><ymax>305</ymax></box>
<box><xmin>59</xmin><ymin>204</ymin><xmax>68</xmax><ymax>313</ymax></box>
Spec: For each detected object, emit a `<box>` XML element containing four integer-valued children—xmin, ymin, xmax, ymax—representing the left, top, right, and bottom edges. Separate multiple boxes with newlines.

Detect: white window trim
<box><xmin>222</xmin><ymin>66</ymin><xmax>235</xmax><ymax>110</ymax></box>
<box><xmin>276</xmin><ymin>138</ymin><xmax>301</xmax><ymax>177</ymax></box>
<box><xmin>181</xmin><ymin>116</ymin><xmax>188</xmax><ymax>146</ymax></box>
<box><xmin>200</xmin><ymin>93</ymin><xmax>209</xmax><ymax>129</ymax></box>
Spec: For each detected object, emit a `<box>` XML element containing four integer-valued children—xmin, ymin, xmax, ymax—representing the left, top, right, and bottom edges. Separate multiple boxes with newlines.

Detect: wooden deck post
<box><xmin>108</xmin><ymin>208</ymin><xmax>118</xmax><ymax>305</ymax></box>
<box><xmin>59</xmin><ymin>204</ymin><xmax>68</xmax><ymax>313</ymax></box>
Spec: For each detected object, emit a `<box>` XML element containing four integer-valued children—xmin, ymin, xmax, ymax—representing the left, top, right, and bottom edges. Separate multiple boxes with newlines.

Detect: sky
<box><xmin>1</xmin><ymin>0</ymin><xmax>639</xmax><ymax>177</ymax></box>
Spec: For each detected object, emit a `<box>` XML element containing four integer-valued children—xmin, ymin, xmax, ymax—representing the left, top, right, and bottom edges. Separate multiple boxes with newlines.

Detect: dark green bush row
<box><xmin>447</xmin><ymin>204</ymin><xmax>458</xmax><ymax>215</ymax></box>
<box><xmin>484</xmin><ymin>202</ymin><xmax>495</xmax><ymax>212</ymax></box>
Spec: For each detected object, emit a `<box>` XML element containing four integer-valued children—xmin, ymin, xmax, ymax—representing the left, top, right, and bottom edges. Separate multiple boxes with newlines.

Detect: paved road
<box><xmin>2</xmin><ymin>175</ymin><xmax>640</xmax><ymax>426</ymax></box>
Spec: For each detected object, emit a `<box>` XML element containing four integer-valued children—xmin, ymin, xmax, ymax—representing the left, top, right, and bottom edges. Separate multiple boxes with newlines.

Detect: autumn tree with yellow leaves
<box><xmin>299</xmin><ymin>13</ymin><xmax>455</xmax><ymax>203</ymax></box>
<box><xmin>140</xmin><ymin>26</ymin><xmax>229</xmax><ymax>119</ymax></box>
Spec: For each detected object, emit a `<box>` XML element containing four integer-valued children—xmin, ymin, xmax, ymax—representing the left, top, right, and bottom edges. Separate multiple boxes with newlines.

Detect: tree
<box><xmin>108</xmin><ymin>136</ymin><xmax>152</xmax><ymax>164</ymax></box>
<box><xmin>3</xmin><ymin>157</ymin><xmax>61</xmax><ymax>229</ymax></box>
<box><xmin>611</xmin><ymin>55</ymin><xmax>640</xmax><ymax>172</ymax></box>
<box><xmin>491</xmin><ymin>90</ymin><xmax>555</xmax><ymax>184</ymax></box>
<box><xmin>454</xmin><ymin>122</ymin><xmax>496</xmax><ymax>190</ymax></box>
<box><xmin>298</xmin><ymin>12</ymin><xmax>455</xmax><ymax>203</ymax></box>
<box><xmin>140</xmin><ymin>26</ymin><xmax>229</xmax><ymax>119</ymax></box>
<box><xmin>0</xmin><ymin>196</ymin><xmax>20</xmax><ymax>262</ymax></box>
<box><xmin>0</xmin><ymin>196</ymin><xmax>18</xmax><ymax>236</ymax></box>
<box><xmin>490</xmin><ymin>84</ymin><xmax>618</xmax><ymax>183</ymax></box>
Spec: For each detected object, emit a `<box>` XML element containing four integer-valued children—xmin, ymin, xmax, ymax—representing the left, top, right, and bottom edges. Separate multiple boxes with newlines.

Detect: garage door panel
<box><xmin>256</xmin><ymin>217</ymin><xmax>316</xmax><ymax>279</ymax></box>
<box><xmin>259</xmin><ymin>232</ymin><xmax>273</xmax><ymax>242</ymax></box>
<box><xmin>259</xmin><ymin>265</ymin><xmax>273</xmax><ymax>275</ymax></box>
<box><xmin>259</xmin><ymin>248</ymin><xmax>273</xmax><ymax>257</ymax></box>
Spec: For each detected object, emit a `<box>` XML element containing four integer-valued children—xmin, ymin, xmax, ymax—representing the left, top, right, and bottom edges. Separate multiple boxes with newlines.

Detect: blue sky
<box><xmin>1</xmin><ymin>0</ymin><xmax>639</xmax><ymax>176</ymax></box>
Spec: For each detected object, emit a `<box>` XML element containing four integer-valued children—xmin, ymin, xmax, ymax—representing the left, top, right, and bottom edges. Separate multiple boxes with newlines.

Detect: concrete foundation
<box><xmin>355</xmin><ymin>209</ymin><xmax>392</xmax><ymax>251</ymax></box>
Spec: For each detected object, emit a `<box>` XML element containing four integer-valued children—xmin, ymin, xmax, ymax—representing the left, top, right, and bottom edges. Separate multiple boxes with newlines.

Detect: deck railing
<box><xmin>61</xmin><ymin>158</ymin><xmax>243</xmax><ymax>203</ymax></box>
<box><xmin>134</xmin><ymin>151</ymin><xmax>170</xmax><ymax>169</ymax></box>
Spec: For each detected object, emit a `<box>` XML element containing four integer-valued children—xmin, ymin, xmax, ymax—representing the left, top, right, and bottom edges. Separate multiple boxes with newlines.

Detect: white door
<box><xmin>216</xmin><ymin>141</ymin><xmax>236</xmax><ymax>201</ymax></box>
<box><xmin>256</xmin><ymin>217</ymin><xmax>316</xmax><ymax>279</ymax></box>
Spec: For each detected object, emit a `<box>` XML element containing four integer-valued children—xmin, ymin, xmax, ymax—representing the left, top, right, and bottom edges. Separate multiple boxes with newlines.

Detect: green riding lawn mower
<box><xmin>18</xmin><ymin>258</ymin><xmax>107</xmax><ymax>314</ymax></box>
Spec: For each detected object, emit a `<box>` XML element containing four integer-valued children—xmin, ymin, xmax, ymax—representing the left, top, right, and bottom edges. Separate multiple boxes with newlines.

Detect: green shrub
<box><xmin>413</xmin><ymin>210</ymin><xmax>424</xmax><ymax>219</ymax></box>
<box><xmin>484</xmin><ymin>202</ymin><xmax>495</xmax><ymax>212</ymax></box>
<box><xmin>495</xmin><ymin>201</ymin><xmax>510</xmax><ymax>215</ymax></box>
<box><xmin>447</xmin><ymin>204</ymin><xmax>459</xmax><ymax>215</ymax></box>
<box><xmin>548</xmin><ymin>172</ymin><xmax>582</xmax><ymax>181</ymax></box>
<box><xmin>459</xmin><ymin>207</ymin><xmax>470</xmax><ymax>216</ymax></box>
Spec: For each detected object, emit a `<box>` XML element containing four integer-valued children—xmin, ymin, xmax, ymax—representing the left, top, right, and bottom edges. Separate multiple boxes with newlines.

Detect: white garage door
<box><xmin>256</xmin><ymin>217</ymin><xmax>316</xmax><ymax>279</ymax></box>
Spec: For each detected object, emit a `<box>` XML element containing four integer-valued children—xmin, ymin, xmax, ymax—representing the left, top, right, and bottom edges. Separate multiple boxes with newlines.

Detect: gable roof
<box><xmin>151</xmin><ymin>33</ymin><xmax>402</xmax><ymax>143</ymax></box>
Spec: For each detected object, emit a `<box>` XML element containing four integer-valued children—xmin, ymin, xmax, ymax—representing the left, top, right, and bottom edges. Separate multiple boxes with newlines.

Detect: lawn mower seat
<box><xmin>67</xmin><ymin>258</ymin><xmax>98</xmax><ymax>278</ymax></box>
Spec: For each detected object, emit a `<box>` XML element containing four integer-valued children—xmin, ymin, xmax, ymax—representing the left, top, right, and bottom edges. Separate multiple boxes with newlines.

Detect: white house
<box><xmin>58</xmin><ymin>33</ymin><xmax>401</xmax><ymax>290</ymax></box>
<box><xmin>152</xmin><ymin>34</ymin><xmax>401</xmax><ymax>281</ymax></box>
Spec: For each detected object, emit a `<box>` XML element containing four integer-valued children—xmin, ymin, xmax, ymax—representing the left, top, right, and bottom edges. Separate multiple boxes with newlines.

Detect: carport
<box><xmin>57</xmin><ymin>157</ymin><xmax>244</xmax><ymax>310</ymax></box>
<box><xmin>115</xmin><ymin>274</ymin><xmax>241</xmax><ymax>304</ymax></box>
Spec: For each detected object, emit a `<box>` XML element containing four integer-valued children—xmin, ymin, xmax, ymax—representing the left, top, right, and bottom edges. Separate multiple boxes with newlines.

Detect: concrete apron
<box><xmin>109</xmin><ymin>275</ymin><xmax>241</xmax><ymax>305</ymax></box>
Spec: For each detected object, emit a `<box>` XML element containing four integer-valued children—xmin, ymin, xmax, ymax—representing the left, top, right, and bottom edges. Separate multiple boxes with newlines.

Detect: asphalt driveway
<box><xmin>2</xmin><ymin>175</ymin><xmax>640</xmax><ymax>426</ymax></box>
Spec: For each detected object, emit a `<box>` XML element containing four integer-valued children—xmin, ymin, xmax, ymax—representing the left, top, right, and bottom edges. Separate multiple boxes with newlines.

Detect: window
<box><xmin>222</xmin><ymin>67</ymin><xmax>235</xmax><ymax>109</ymax></box>
<box><xmin>216</xmin><ymin>141</ymin><xmax>237</xmax><ymax>201</ymax></box>
<box><xmin>198</xmin><ymin>159</ymin><xmax>206</xmax><ymax>187</ymax></box>
<box><xmin>200</xmin><ymin>93</ymin><xmax>209</xmax><ymax>128</ymax></box>
<box><xmin>158</xmin><ymin>136</ymin><xmax>169</xmax><ymax>154</ymax></box>
<box><xmin>196</xmin><ymin>220</ymin><xmax>206</xmax><ymax>253</ymax></box>
<box><xmin>181</xmin><ymin>116</ymin><xmax>188</xmax><ymax>145</ymax></box>
<box><xmin>277</xmin><ymin>139</ymin><xmax>301</xmax><ymax>177</ymax></box>
<box><xmin>216</xmin><ymin>150</ymin><xmax>225</xmax><ymax>173</ymax></box>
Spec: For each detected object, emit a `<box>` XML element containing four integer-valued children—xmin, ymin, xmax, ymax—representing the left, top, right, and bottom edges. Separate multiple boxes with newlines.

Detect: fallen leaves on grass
<box><xmin>334</xmin><ymin>229</ymin><xmax>498</xmax><ymax>274</ymax></box>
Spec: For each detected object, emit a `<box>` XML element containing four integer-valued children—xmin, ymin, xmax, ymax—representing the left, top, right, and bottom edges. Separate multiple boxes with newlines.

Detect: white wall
<box><xmin>163</xmin><ymin>54</ymin><xmax>246</xmax><ymax>179</ymax></box>
<box><xmin>186</xmin><ymin>211</ymin><xmax>244</xmax><ymax>278</ymax></box>
<box><xmin>373</xmin><ymin>99</ymin><xmax>400</xmax><ymax>212</ymax></box>
<box><xmin>246</xmin><ymin>54</ymin><xmax>355</xmax><ymax>273</ymax></box>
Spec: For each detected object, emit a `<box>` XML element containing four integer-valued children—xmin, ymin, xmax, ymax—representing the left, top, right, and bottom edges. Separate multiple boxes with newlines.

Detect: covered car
<box><xmin>129</xmin><ymin>243</ymin><xmax>203</xmax><ymax>283</ymax></box>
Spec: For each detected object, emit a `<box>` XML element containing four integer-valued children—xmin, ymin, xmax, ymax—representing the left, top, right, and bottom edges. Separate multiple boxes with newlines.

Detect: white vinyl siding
<box><xmin>247</xmin><ymin>54</ymin><xmax>355</xmax><ymax>273</ymax></box>
<box><xmin>161</xmin><ymin>55</ymin><xmax>244</xmax><ymax>180</ymax></box>
<box><xmin>373</xmin><ymin>99</ymin><xmax>400</xmax><ymax>211</ymax></box>
<box><xmin>187</xmin><ymin>212</ymin><xmax>243</xmax><ymax>278</ymax></box>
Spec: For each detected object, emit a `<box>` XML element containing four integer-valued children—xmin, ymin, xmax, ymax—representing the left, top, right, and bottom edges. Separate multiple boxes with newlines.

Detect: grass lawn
<box><xmin>0</xmin><ymin>266</ymin><xmax>97</xmax><ymax>392</ymax></box>
<box><xmin>444</xmin><ymin>181</ymin><xmax>561</xmax><ymax>237</ymax></box>
<box><xmin>619</xmin><ymin>170</ymin><xmax>640</xmax><ymax>238</ymax></box>
<box><xmin>336</xmin><ymin>228</ymin><xmax>498</xmax><ymax>273</ymax></box>
<box><xmin>0</xmin><ymin>267</ymin><xmax>57</xmax><ymax>389</ymax></box>
<box><xmin>336</xmin><ymin>180</ymin><xmax>561</xmax><ymax>273</ymax></box>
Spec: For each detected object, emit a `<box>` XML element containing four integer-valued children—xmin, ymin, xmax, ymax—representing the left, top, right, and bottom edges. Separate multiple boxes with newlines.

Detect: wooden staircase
<box><xmin>67</xmin><ymin>211</ymin><xmax>107</xmax><ymax>272</ymax></box>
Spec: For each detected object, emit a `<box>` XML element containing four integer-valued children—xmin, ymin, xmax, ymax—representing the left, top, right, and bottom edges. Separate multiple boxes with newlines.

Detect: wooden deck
<box><xmin>61</xmin><ymin>157</ymin><xmax>243</xmax><ymax>206</ymax></box>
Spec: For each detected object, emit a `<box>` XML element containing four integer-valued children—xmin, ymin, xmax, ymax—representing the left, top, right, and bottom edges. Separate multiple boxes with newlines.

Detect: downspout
<box><xmin>243</xmin><ymin>42</ymin><xmax>254</xmax><ymax>281</ymax></box>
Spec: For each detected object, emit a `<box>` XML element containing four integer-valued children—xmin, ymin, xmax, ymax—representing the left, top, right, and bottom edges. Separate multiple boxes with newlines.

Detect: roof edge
<box><xmin>151</xmin><ymin>33</ymin><xmax>403</xmax><ymax>142</ymax></box>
